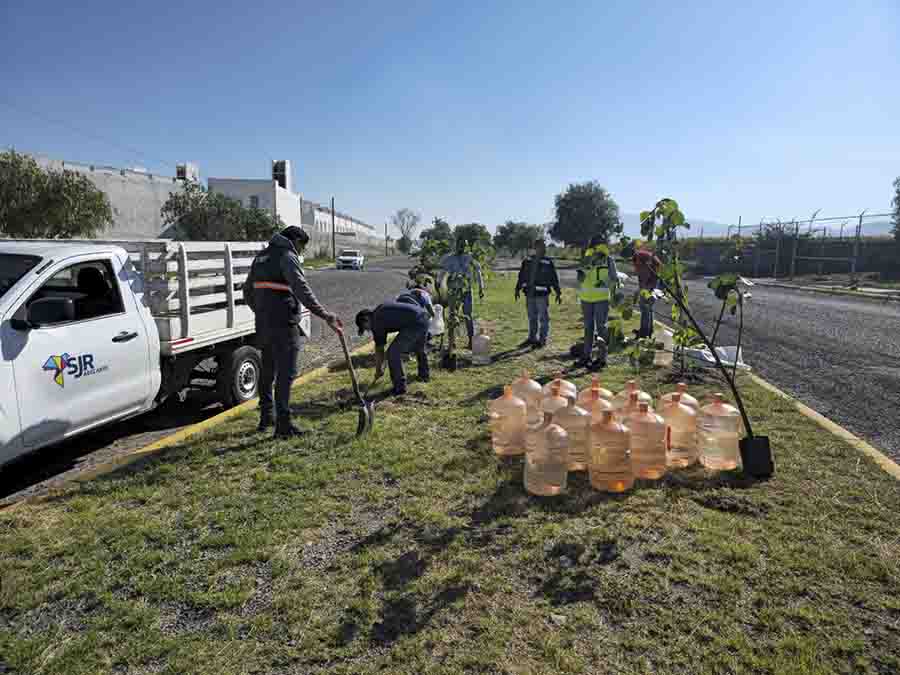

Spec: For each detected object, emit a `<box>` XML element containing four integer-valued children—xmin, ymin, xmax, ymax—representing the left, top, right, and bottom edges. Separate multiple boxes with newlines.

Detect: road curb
<box><xmin>3</xmin><ymin>340</ymin><xmax>376</xmax><ymax>512</ymax></box>
<box><xmin>652</xmin><ymin>320</ymin><xmax>900</xmax><ymax>481</ymax></box>
<box><xmin>754</xmin><ymin>281</ymin><xmax>900</xmax><ymax>304</ymax></box>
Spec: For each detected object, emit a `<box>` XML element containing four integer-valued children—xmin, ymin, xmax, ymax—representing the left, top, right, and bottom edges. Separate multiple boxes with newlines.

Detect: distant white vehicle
<box><xmin>336</xmin><ymin>249</ymin><xmax>365</xmax><ymax>270</ymax></box>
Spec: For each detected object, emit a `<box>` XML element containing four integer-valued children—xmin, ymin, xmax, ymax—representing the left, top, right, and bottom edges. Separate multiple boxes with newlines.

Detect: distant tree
<box><xmin>550</xmin><ymin>181</ymin><xmax>622</xmax><ymax>249</ymax></box>
<box><xmin>493</xmin><ymin>221</ymin><xmax>544</xmax><ymax>255</ymax></box>
<box><xmin>892</xmin><ymin>176</ymin><xmax>900</xmax><ymax>242</ymax></box>
<box><xmin>0</xmin><ymin>149</ymin><xmax>113</xmax><ymax>238</ymax></box>
<box><xmin>420</xmin><ymin>217</ymin><xmax>453</xmax><ymax>242</ymax></box>
<box><xmin>453</xmin><ymin>222</ymin><xmax>492</xmax><ymax>248</ymax></box>
<box><xmin>397</xmin><ymin>235</ymin><xmax>413</xmax><ymax>253</ymax></box>
<box><xmin>161</xmin><ymin>181</ymin><xmax>282</xmax><ymax>241</ymax></box>
<box><xmin>391</xmin><ymin>208</ymin><xmax>421</xmax><ymax>243</ymax></box>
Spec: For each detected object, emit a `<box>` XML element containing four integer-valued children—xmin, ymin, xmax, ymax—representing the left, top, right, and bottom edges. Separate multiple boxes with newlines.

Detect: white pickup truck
<box><xmin>0</xmin><ymin>238</ymin><xmax>309</xmax><ymax>468</ymax></box>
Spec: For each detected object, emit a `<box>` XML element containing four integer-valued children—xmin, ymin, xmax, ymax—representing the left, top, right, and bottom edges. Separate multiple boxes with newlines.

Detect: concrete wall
<box><xmin>35</xmin><ymin>157</ymin><xmax>188</xmax><ymax>239</ymax></box>
<box><xmin>207</xmin><ymin>178</ymin><xmax>275</xmax><ymax>212</ymax></box>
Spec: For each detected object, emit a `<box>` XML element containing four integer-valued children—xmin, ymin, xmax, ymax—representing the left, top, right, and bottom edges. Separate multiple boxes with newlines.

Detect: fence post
<box><xmin>850</xmin><ymin>210</ymin><xmax>865</xmax><ymax>282</ymax></box>
<box><xmin>790</xmin><ymin>221</ymin><xmax>799</xmax><ymax>280</ymax></box>
<box><xmin>774</xmin><ymin>230</ymin><xmax>781</xmax><ymax>278</ymax></box>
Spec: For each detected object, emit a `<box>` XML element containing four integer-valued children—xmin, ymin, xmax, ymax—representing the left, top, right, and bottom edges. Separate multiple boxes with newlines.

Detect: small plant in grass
<box><xmin>636</xmin><ymin>197</ymin><xmax>774</xmax><ymax>478</ymax></box>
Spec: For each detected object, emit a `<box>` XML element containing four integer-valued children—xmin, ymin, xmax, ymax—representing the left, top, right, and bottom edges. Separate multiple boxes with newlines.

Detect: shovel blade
<box><xmin>740</xmin><ymin>436</ymin><xmax>775</xmax><ymax>479</ymax></box>
<box><xmin>355</xmin><ymin>401</ymin><xmax>375</xmax><ymax>436</ymax></box>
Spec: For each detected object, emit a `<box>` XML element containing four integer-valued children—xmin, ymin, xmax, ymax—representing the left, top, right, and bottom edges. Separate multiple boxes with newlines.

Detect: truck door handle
<box><xmin>112</xmin><ymin>331</ymin><xmax>139</xmax><ymax>343</ymax></box>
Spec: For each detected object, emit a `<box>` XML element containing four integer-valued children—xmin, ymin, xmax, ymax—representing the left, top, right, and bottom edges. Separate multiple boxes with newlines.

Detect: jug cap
<box><xmin>713</xmin><ymin>392</ymin><xmax>725</xmax><ymax>403</ymax></box>
<box><xmin>503</xmin><ymin>385</ymin><xmax>513</xmax><ymax>397</ymax></box>
<box><xmin>671</xmin><ymin>392</ymin><xmax>681</xmax><ymax>402</ymax></box>
<box><xmin>629</xmin><ymin>391</ymin><xmax>639</xmax><ymax>403</ymax></box>
<box><xmin>677</xmin><ymin>382</ymin><xmax>688</xmax><ymax>392</ymax></box>
<box><xmin>590</xmin><ymin>388</ymin><xmax>600</xmax><ymax>401</ymax></box>
<box><xmin>639</xmin><ymin>402</ymin><xmax>650</xmax><ymax>413</ymax></box>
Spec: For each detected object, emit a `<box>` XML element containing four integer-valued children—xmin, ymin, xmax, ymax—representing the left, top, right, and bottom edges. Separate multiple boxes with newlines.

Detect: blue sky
<box><xmin>2</xmin><ymin>0</ymin><xmax>898</xmax><ymax>236</ymax></box>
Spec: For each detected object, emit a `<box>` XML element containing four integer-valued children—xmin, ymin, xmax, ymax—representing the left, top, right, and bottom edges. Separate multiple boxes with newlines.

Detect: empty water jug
<box><xmin>543</xmin><ymin>374</ymin><xmax>577</xmax><ymax>401</ymax></box>
<box><xmin>577</xmin><ymin>376</ymin><xmax>613</xmax><ymax>408</ymax></box>
<box><xmin>525</xmin><ymin>413</ymin><xmax>569</xmax><ymax>496</ymax></box>
<box><xmin>488</xmin><ymin>386</ymin><xmax>527</xmax><ymax>456</ymax></box>
<box><xmin>653</xmin><ymin>328</ymin><xmax>675</xmax><ymax>368</ymax></box>
<box><xmin>612</xmin><ymin>380</ymin><xmax>653</xmax><ymax>411</ymax></box>
<box><xmin>590</xmin><ymin>410</ymin><xmax>634</xmax><ymax>493</ymax></box>
<box><xmin>472</xmin><ymin>325</ymin><xmax>492</xmax><ymax>365</ymax></box>
<box><xmin>512</xmin><ymin>370</ymin><xmax>543</xmax><ymax>426</ymax></box>
<box><xmin>629</xmin><ymin>402</ymin><xmax>667</xmax><ymax>480</ymax></box>
<box><xmin>661</xmin><ymin>393</ymin><xmax>698</xmax><ymax>467</ymax></box>
<box><xmin>619</xmin><ymin>391</ymin><xmax>649</xmax><ymax>427</ymax></box>
<box><xmin>699</xmin><ymin>393</ymin><xmax>742</xmax><ymax>470</ymax></box>
<box><xmin>542</xmin><ymin>381</ymin><xmax>569</xmax><ymax>417</ymax></box>
<box><xmin>660</xmin><ymin>382</ymin><xmax>699</xmax><ymax>412</ymax></box>
<box><xmin>554</xmin><ymin>396</ymin><xmax>591</xmax><ymax>471</ymax></box>
<box><xmin>428</xmin><ymin>304</ymin><xmax>446</xmax><ymax>338</ymax></box>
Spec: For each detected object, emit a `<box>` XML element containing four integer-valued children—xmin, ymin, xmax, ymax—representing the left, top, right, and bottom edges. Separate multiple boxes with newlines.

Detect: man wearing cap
<box><xmin>514</xmin><ymin>239</ymin><xmax>561</xmax><ymax>348</ymax></box>
<box><xmin>245</xmin><ymin>226</ymin><xmax>342</xmax><ymax>438</ymax></box>
<box><xmin>355</xmin><ymin>300</ymin><xmax>430</xmax><ymax>396</ymax></box>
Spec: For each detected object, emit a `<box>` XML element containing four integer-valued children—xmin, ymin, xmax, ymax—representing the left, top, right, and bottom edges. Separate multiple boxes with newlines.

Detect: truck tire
<box><xmin>219</xmin><ymin>345</ymin><xmax>262</xmax><ymax>407</ymax></box>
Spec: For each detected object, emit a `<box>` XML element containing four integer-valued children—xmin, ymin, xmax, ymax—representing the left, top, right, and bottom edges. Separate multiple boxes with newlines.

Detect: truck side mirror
<box><xmin>26</xmin><ymin>297</ymin><xmax>76</xmax><ymax>328</ymax></box>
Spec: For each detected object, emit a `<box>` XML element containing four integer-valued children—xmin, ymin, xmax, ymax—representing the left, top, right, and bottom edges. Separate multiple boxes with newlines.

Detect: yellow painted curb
<box><xmin>747</xmin><ymin>373</ymin><xmax>900</xmax><ymax>481</ymax></box>
<box><xmin>652</xmin><ymin>319</ymin><xmax>900</xmax><ymax>481</ymax></box>
<box><xmin>3</xmin><ymin>341</ymin><xmax>376</xmax><ymax>511</ymax></box>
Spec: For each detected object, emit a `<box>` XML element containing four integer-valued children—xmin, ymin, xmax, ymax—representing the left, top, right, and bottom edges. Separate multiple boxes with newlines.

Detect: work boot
<box><xmin>274</xmin><ymin>424</ymin><xmax>306</xmax><ymax>439</ymax></box>
<box><xmin>257</xmin><ymin>412</ymin><xmax>273</xmax><ymax>432</ymax></box>
<box><xmin>392</xmin><ymin>385</ymin><xmax>408</xmax><ymax>396</ymax></box>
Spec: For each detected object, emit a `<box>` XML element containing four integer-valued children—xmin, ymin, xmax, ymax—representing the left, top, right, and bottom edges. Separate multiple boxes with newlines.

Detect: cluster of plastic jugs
<box><xmin>488</xmin><ymin>374</ymin><xmax>741</xmax><ymax>497</ymax></box>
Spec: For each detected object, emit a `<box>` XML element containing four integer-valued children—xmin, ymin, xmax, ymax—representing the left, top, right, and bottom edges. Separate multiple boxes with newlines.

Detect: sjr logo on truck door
<box><xmin>42</xmin><ymin>353</ymin><xmax>108</xmax><ymax>388</ymax></box>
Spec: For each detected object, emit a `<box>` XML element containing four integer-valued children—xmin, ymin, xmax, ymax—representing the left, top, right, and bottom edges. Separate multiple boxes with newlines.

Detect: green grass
<box><xmin>2</xmin><ymin>276</ymin><xmax>900</xmax><ymax>674</ymax></box>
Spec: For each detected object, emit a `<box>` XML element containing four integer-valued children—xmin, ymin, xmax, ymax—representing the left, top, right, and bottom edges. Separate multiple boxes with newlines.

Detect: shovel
<box><xmin>338</xmin><ymin>330</ymin><xmax>376</xmax><ymax>436</ymax></box>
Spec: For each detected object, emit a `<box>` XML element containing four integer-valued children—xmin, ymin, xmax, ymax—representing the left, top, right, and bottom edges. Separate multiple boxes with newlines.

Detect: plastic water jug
<box><xmin>653</xmin><ymin>328</ymin><xmax>675</xmax><ymax>367</ymax></box>
<box><xmin>585</xmin><ymin>388</ymin><xmax>613</xmax><ymax>422</ymax></box>
<box><xmin>472</xmin><ymin>326</ymin><xmax>492</xmax><ymax>365</ymax></box>
<box><xmin>612</xmin><ymin>380</ymin><xmax>653</xmax><ymax>411</ymax></box>
<box><xmin>429</xmin><ymin>304</ymin><xmax>445</xmax><ymax>337</ymax></box>
<box><xmin>661</xmin><ymin>393</ymin><xmax>698</xmax><ymax>467</ymax></box>
<box><xmin>590</xmin><ymin>410</ymin><xmax>634</xmax><ymax>493</ymax></box>
<box><xmin>542</xmin><ymin>381</ymin><xmax>569</xmax><ymax>417</ymax></box>
<box><xmin>511</xmin><ymin>370</ymin><xmax>543</xmax><ymax>426</ymax></box>
<box><xmin>660</xmin><ymin>382</ymin><xmax>699</xmax><ymax>412</ymax></box>
<box><xmin>554</xmin><ymin>396</ymin><xmax>591</xmax><ymax>471</ymax></box>
<box><xmin>525</xmin><ymin>413</ymin><xmax>569</xmax><ymax>496</ymax></box>
<box><xmin>629</xmin><ymin>402</ymin><xmax>667</xmax><ymax>480</ymax></box>
<box><xmin>488</xmin><ymin>385</ymin><xmax>527</xmax><ymax>456</ymax></box>
<box><xmin>699</xmin><ymin>393</ymin><xmax>742</xmax><ymax>470</ymax></box>
<box><xmin>543</xmin><ymin>375</ymin><xmax>577</xmax><ymax>401</ymax></box>
<box><xmin>577</xmin><ymin>376</ymin><xmax>613</xmax><ymax>408</ymax></box>
<box><xmin>619</xmin><ymin>391</ymin><xmax>652</xmax><ymax>427</ymax></box>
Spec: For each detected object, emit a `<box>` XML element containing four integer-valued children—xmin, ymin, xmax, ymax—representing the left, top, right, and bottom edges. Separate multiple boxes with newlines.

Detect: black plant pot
<box><xmin>441</xmin><ymin>352</ymin><xmax>458</xmax><ymax>371</ymax></box>
<box><xmin>740</xmin><ymin>436</ymin><xmax>775</xmax><ymax>479</ymax></box>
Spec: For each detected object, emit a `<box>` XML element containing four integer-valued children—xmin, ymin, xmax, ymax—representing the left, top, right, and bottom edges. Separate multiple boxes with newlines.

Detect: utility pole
<box><xmin>773</xmin><ymin>223</ymin><xmax>782</xmax><ymax>278</ymax></box>
<box><xmin>331</xmin><ymin>197</ymin><xmax>336</xmax><ymax>261</ymax></box>
<box><xmin>385</xmin><ymin>222</ymin><xmax>389</xmax><ymax>256</ymax></box>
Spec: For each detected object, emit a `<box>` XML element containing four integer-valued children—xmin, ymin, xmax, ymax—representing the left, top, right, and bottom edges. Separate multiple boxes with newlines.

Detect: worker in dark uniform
<box><xmin>355</xmin><ymin>300</ymin><xmax>429</xmax><ymax>396</ymax></box>
<box><xmin>396</xmin><ymin>285</ymin><xmax>435</xmax><ymax>318</ymax></box>
<box><xmin>244</xmin><ymin>226</ymin><xmax>342</xmax><ymax>438</ymax></box>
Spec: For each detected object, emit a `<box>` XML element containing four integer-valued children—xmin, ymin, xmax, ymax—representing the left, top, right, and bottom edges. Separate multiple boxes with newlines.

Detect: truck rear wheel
<box><xmin>219</xmin><ymin>345</ymin><xmax>262</xmax><ymax>407</ymax></box>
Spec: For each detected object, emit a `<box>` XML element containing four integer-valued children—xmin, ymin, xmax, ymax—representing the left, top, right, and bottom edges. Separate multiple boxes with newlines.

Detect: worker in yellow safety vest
<box><xmin>576</xmin><ymin>235</ymin><xmax>619</xmax><ymax>369</ymax></box>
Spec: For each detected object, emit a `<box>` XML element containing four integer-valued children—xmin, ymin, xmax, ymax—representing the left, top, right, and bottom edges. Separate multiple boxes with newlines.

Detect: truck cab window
<box><xmin>27</xmin><ymin>260</ymin><xmax>125</xmax><ymax>324</ymax></box>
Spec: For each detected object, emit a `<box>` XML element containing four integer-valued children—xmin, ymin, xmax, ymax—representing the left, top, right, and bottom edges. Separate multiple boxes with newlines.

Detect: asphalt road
<box><xmin>0</xmin><ymin>256</ymin><xmax>412</xmax><ymax>505</ymax></box>
<box><xmin>677</xmin><ymin>281</ymin><xmax>900</xmax><ymax>463</ymax></box>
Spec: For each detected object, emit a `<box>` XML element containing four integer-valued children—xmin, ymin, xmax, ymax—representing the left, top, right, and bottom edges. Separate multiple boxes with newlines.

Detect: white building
<box><xmin>208</xmin><ymin>160</ymin><xmax>377</xmax><ymax>242</ymax></box>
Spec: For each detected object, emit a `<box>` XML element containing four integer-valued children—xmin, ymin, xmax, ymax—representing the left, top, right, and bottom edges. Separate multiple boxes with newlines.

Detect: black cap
<box><xmin>355</xmin><ymin>309</ymin><xmax>372</xmax><ymax>337</ymax></box>
<box><xmin>280</xmin><ymin>226</ymin><xmax>309</xmax><ymax>247</ymax></box>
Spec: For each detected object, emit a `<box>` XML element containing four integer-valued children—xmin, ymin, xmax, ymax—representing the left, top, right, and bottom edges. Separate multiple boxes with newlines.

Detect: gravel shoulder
<box><xmin>0</xmin><ymin>259</ymin><xmax>411</xmax><ymax>506</ymax></box>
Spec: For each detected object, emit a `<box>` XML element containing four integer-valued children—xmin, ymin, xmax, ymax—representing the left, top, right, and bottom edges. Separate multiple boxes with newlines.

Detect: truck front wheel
<box><xmin>219</xmin><ymin>345</ymin><xmax>262</xmax><ymax>407</ymax></box>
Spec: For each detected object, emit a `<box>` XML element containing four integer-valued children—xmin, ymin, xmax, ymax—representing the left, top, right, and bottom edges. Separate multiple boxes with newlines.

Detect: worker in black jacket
<box><xmin>514</xmin><ymin>239</ymin><xmax>561</xmax><ymax>347</ymax></box>
<box><xmin>244</xmin><ymin>226</ymin><xmax>342</xmax><ymax>438</ymax></box>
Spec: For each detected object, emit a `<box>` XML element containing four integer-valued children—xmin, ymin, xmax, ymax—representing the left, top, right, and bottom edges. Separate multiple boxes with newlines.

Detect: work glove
<box><xmin>479</xmin><ymin>289</ymin><xmax>485</xmax><ymax>300</ymax></box>
<box><xmin>325</xmin><ymin>313</ymin><xmax>343</xmax><ymax>334</ymax></box>
<box><xmin>555</xmin><ymin>292</ymin><xmax>562</xmax><ymax>305</ymax></box>
<box><xmin>514</xmin><ymin>289</ymin><xmax>520</xmax><ymax>301</ymax></box>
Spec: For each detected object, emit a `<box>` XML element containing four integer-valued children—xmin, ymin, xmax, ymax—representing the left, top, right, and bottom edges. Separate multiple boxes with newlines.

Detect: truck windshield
<box><xmin>0</xmin><ymin>254</ymin><xmax>42</xmax><ymax>300</ymax></box>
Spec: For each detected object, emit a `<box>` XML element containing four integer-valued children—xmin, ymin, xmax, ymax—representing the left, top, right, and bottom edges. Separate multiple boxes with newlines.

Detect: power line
<box><xmin>0</xmin><ymin>98</ymin><xmax>176</xmax><ymax>172</ymax></box>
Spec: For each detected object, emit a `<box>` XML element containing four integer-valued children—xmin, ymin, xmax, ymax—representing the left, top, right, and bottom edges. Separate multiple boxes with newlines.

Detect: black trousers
<box><xmin>258</xmin><ymin>324</ymin><xmax>301</xmax><ymax>427</ymax></box>
<box><xmin>387</xmin><ymin>323</ymin><xmax>429</xmax><ymax>390</ymax></box>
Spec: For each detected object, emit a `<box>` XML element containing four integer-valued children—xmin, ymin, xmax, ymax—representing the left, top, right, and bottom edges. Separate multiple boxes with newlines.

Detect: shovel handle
<box><xmin>337</xmin><ymin>330</ymin><xmax>364</xmax><ymax>402</ymax></box>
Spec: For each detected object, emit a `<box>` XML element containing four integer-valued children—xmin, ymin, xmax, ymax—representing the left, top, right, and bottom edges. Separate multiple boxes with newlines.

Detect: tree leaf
<box><xmin>639</xmin><ymin>210</ymin><xmax>652</xmax><ymax>224</ymax></box>
<box><xmin>670</xmin><ymin>210</ymin><xmax>685</xmax><ymax>226</ymax></box>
